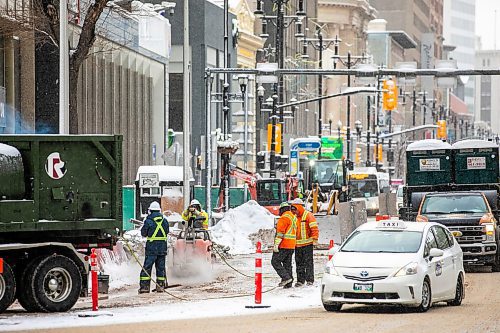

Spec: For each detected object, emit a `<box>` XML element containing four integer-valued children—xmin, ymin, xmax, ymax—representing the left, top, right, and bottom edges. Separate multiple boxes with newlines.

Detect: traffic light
<box><xmin>257</xmin><ymin>151</ymin><xmax>266</xmax><ymax>170</ymax></box>
<box><xmin>274</xmin><ymin>154</ymin><xmax>282</xmax><ymax>170</ymax></box>
<box><xmin>377</xmin><ymin>144</ymin><xmax>383</xmax><ymax>163</ymax></box>
<box><xmin>279</xmin><ymin>155</ymin><xmax>289</xmax><ymax>172</ymax></box>
<box><xmin>437</xmin><ymin>120</ymin><xmax>447</xmax><ymax>139</ymax></box>
<box><xmin>355</xmin><ymin>147</ymin><xmax>361</xmax><ymax>164</ymax></box>
<box><xmin>382</xmin><ymin>79</ymin><xmax>398</xmax><ymax>111</ymax></box>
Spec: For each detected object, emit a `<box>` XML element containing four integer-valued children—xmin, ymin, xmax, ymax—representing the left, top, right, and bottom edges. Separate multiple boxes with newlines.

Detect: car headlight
<box><xmin>325</xmin><ymin>262</ymin><xmax>339</xmax><ymax>276</ymax></box>
<box><xmin>394</xmin><ymin>262</ymin><xmax>418</xmax><ymax>277</ymax></box>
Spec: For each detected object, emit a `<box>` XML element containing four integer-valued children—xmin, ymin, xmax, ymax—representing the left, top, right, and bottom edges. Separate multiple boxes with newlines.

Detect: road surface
<box><xmin>17</xmin><ymin>270</ymin><xmax>500</xmax><ymax>333</ymax></box>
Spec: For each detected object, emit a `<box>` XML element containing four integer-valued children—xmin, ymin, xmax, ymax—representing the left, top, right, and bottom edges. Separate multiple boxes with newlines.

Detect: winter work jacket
<box><xmin>181</xmin><ymin>209</ymin><xmax>209</xmax><ymax>230</ymax></box>
<box><xmin>274</xmin><ymin>211</ymin><xmax>297</xmax><ymax>250</ymax></box>
<box><xmin>141</xmin><ymin>212</ymin><xmax>169</xmax><ymax>255</ymax></box>
<box><xmin>293</xmin><ymin>205</ymin><xmax>319</xmax><ymax>247</ymax></box>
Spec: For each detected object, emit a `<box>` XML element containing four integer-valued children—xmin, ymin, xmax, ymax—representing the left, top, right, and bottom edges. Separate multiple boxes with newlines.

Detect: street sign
<box><xmin>297</xmin><ymin>141</ymin><xmax>321</xmax><ymax>150</ymax></box>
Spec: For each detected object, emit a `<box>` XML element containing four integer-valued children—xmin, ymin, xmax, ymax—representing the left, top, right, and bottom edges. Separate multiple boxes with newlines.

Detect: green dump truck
<box><xmin>0</xmin><ymin>135</ymin><xmax>122</xmax><ymax>312</ymax></box>
<box><xmin>400</xmin><ymin>139</ymin><xmax>500</xmax><ymax>270</ymax></box>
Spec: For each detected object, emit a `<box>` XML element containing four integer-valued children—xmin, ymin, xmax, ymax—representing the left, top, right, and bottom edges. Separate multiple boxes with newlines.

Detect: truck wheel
<box><xmin>492</xmin><ymin>253</ymin><xmax>500</xmax><ymax>272</ymax></box>
<box><xmin>31</xmin><ymin>255</ymin><xmax>82</xmax><ymax>312</ymax></box>
<box><xmin>17</xmin><ymin>257</ymin><xmax>44</xmax><ymax>312</ymax></box>
<box><xmin>0</xmin><ymin>261</ymin><xmax>16</xmax><ymax>313</ymax></box>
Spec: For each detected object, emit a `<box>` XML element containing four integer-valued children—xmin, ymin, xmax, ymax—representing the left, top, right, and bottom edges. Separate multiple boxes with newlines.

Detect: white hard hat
<box><xmin>289</xmin><ymin>198</ymin><xmax>304</xmax><ymax>205</ymax></box>
<box><xmin>190</xmin><ymin>199</ymin><xmax>201</xmax><ymax>206</ymax></box>
<box><xmin>148</xmin><ymin>201</ymin><xmax>161</xmax><ymax>211</ymax></box>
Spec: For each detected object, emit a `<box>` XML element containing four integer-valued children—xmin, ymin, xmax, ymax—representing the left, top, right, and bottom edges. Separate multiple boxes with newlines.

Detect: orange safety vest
<box><xmin>295</xmin><ymin>208</ymin><xmax>319</xmax><ymax>247</ymax></box>
<box><xmin>275</xmin><ymin>211</ymin><xmax>297</xmax><ymax>249</ymax></box>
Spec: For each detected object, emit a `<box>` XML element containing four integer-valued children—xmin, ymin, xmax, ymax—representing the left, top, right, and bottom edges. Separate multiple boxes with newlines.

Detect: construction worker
<box><xmin>271</xmin><ymin>202</ymin><xmax>298</xmax><ymax>288</ymax></box>
<box><xmin>290</xmin><ymin>198</ymin><xmax>319</xmax><ymax>287</ymax></box>
<box><xmin>182</xmin><ymin>199</ymin><xmax>209</xmax><ymax>230</ymax></box>
<box><xmin>139</xmin><ymin>201</ymin><xmax>169</xmax><ymax>294</ymax></box>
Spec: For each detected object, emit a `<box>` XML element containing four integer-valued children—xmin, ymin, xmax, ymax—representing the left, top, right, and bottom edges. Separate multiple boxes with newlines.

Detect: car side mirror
<box><xmin>429</xmin><ymin>248</ymin><xmax>444</xmax><ymax>261</ymax></box>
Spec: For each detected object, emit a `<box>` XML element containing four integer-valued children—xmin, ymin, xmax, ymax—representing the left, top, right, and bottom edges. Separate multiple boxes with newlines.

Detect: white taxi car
<box><xmin>321</xmin><ymin>220</ymin><xmax>464</xmax><ymax>312</ymax></box>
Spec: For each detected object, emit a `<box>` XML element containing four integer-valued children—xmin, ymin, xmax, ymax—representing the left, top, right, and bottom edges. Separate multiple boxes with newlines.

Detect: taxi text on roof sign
<box><xmin>377</xmin><ymin>220</ymin><xmax>407</xmax><ymax>229</ymax></box>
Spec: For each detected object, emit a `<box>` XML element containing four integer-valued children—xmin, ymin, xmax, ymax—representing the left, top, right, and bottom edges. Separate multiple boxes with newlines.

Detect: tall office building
<box><xmin>443</xmin><ymin>0</ymin><xmax>476</xmax><ymax>113</ymax></box>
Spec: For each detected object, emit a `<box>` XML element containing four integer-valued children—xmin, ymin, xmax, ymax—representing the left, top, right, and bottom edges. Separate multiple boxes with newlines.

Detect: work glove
<box><xmin>313</xmin><ymin>239</ymin><xmax>319</xmax><ymax>246</ymax></box>
<box><xmin>194</xmin><ymin>209</ymin><xmax>200</xmax><ymax>216</ymax></box>
<box><xmin>273</xmin><ymin>244</ymin><xmax>280</xmax><ymax>253</ymax></box>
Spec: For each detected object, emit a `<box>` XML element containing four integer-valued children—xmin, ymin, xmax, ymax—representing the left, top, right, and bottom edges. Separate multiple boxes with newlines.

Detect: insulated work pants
<box><xmin>140</xmin><ymin>254</ymin><xmax>166</xmax><ymax>289</ymax></box>
<box><xmin>271</xmin><ymin>249</ymin><xmax>294</xmax><ymax>281</ymax></box>
<box><xmin>295</xmin><ymin>244</ymin><xmax>314</xmax><ymax>284</ymax></box>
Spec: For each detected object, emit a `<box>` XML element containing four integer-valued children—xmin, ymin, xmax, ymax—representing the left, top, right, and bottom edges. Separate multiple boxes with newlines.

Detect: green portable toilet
<box><xmin>122</xmin><ymin>185</ymin><xmax>135</xmax><ymax>231</ymax></box>
<box><xmin>406</xmin><ymin>139</ymin><xmax>453</xmax><ymax>186</ymax></box>
<box><xmin>452</xmin><ymin>140</ymin><xmax>499</xmax><ymax>185</ymax></box>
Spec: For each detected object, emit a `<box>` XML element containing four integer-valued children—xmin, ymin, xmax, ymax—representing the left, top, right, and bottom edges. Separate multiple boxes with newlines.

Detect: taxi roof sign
<box><xmin>376</xmin><ymin>220</ymin><xmax>407</xmax><ymax>229</ymax></box>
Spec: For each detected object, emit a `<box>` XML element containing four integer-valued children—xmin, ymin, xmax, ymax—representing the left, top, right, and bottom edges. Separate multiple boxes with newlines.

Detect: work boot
<box><xmin>278</xmin><ymin>278</ymin><xmax>293</xmax><ymax>287</ymax></box>
<box><xmin>283</xmin><ymin>281</ymin><xmax>293</xmax><ymax>289</ymax></box>
<box><xmin>306</xmin><ymin>281</ymin><xmax>314</xmax><ymax>286</ymax></box>
<box><xmin>138</xmin><ymin>287</ymin><xmax>150</xmax><ymax>294</ymax></box>
<box><xmin>153</xmin><ymin>281</ymin><xmax>166</xmax><ymax>293</ymax></box>
<box><xmin>295</xmin><ymin>282</ymin><xmax>304</xmax><ymax>287</ymax></box>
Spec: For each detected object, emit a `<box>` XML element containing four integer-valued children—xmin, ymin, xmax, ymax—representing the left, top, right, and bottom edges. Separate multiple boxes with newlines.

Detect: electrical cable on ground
<box><xmin>118</xmin><ymin>236</ymin><xmax>281</xmax><ymax>302</ymax></box>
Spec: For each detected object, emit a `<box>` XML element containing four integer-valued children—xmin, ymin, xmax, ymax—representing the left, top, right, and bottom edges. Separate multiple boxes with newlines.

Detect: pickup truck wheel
<box><xmin>31</xmin><ymin>255</ymin><xmax>82</xmax><ymax>312</ymax></box>
<box><xmin>492</xmin><ymin>253</ymin><xmax>500</xmax><ymax>272</ymax></box>
<box><xmin>17</xmin><ymin>257</ymin><xmax>44</xmax><ymax>312</ymax></box>
<box><xmin>0</xmin><ymin>261</ymin><xmax>16</xmax><ymax>313</ymax></box>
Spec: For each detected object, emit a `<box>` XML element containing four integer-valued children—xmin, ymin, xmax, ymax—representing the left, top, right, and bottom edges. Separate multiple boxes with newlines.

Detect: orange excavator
<box><xmin>226</xmin><ymin>164</ymin><xmax>303</xmax><ymax>215</ymax></box>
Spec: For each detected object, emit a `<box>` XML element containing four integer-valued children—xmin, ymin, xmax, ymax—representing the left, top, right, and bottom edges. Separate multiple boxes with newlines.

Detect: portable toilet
<box><xmin>135</xmin><ymin>165</ymin><xmax>193</xmax><ymax>218</ymax></box>
<box><xmin>406</xmin><ymin>139</ymin><xmax>453</xmax><ymax>186</ymax></box>
<box><xmin>452</xmin><ymin>140</ymin><xmax>499</xmax><ymax>185</ymax></box>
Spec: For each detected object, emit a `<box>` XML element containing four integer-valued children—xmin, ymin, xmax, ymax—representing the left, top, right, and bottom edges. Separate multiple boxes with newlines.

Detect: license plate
<box><xmin>353</xmin><ymin>283</ymin><xmax>373</xmax><ymax>292</ymax></box>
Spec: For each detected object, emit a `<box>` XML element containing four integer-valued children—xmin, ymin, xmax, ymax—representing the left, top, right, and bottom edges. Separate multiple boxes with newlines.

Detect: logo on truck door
<box><xmin>45</xmin><ymin>152</ymin><xmax>67</xmax><ymax>179</ymax></box>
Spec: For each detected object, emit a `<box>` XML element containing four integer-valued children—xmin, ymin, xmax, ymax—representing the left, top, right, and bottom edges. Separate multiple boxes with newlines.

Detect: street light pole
<box><xmin>270</xmin><ymin>92</ymin><xmax>278</xmax><ymax>178</ymax></box>
<box><xmin>346</xmin><ymin>52</ymin><xmax>352</xmax><ymax>162</ymax></box>
<box><xmin>183</xmin><ymin>0</ymin><xmax>191</xmax><ymax>208</ymax></box>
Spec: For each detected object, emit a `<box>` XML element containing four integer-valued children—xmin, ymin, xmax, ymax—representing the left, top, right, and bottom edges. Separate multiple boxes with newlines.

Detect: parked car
<box><xmin>321</xmin><ymin>220</ymin><xmax>464</xmax><ymax>312</ymax></box>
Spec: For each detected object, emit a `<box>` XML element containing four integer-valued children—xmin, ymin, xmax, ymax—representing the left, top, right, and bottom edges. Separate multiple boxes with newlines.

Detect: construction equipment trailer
<box><xmin>0</xmin><ymin>135</ymin><xmax>122</xmax><ymax>312</ymax></box>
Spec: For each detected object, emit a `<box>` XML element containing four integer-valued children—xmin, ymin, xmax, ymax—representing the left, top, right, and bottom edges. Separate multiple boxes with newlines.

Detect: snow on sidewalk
<box><xmin>0</xmin><ymin>285</ymin><xmax>322</xmax><ymax>331</ymax></box>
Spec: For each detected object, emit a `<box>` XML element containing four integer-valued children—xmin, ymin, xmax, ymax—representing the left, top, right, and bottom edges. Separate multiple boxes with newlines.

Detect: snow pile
<box><xmin>99</xmin><ymin>230</ymin><xmax>144</xmax><ymax>291</ymax></box>
<box><xmin>211</xmin><ymin>201</ymin><xmax>275</xmax><ymax>254</ymax></box>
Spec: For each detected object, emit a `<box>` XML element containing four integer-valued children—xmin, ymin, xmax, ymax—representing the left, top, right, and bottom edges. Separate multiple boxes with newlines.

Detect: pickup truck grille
<box><xmin>448</xmin><ymin>226</ymin><xmax>485</xmax><ymax>244</ymax></box>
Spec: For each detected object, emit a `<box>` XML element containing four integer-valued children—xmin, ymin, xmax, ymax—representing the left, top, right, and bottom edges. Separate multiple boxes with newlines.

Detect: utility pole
<box><xmin>254</xmin><ymin>0</ymin><xmax>305</xmax><ymax>176</ymax></box>
<box><xmin>302</xmin><ymin>31</ymin><xmax>338</xmax><ymax>158</ymax></box>
<box><xmin>182</xmin><ymin>0</ymin><xmax>191</xmax><ymax>208</ymax></box>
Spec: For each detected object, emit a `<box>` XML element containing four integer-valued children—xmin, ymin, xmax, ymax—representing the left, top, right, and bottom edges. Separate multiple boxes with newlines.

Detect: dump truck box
<box><xmin>0</xmin><ymin>135</ymin><xmax>122</xmax><ymax>248</ymax></box>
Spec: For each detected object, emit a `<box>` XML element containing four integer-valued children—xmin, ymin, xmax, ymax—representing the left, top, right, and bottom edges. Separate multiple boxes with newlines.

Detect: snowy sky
<box><xmin>476</xmin><ymin>0</ymin><xmax>500</xmax><ymax>50</ymax></box>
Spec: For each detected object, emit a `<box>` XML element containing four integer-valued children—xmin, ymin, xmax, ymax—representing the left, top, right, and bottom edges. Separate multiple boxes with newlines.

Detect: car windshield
<box><xmin>421</xmin><ymin>195</ymin><xmax>488</xmax><ymax>214</ymax></box>
<box><xmin>313</xmin><ymin>160</ymin><xmax>343</xmax><ymax>185</ymax></box>
<box><xmin>350</xmin><ymin>180</ymin><xmax>379</xmax><ymax>198</ymax></box>
<box><xmin>341</xmin><ymin>230</ymin><xmax>423</xmax><ymax>253</ymax></box>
